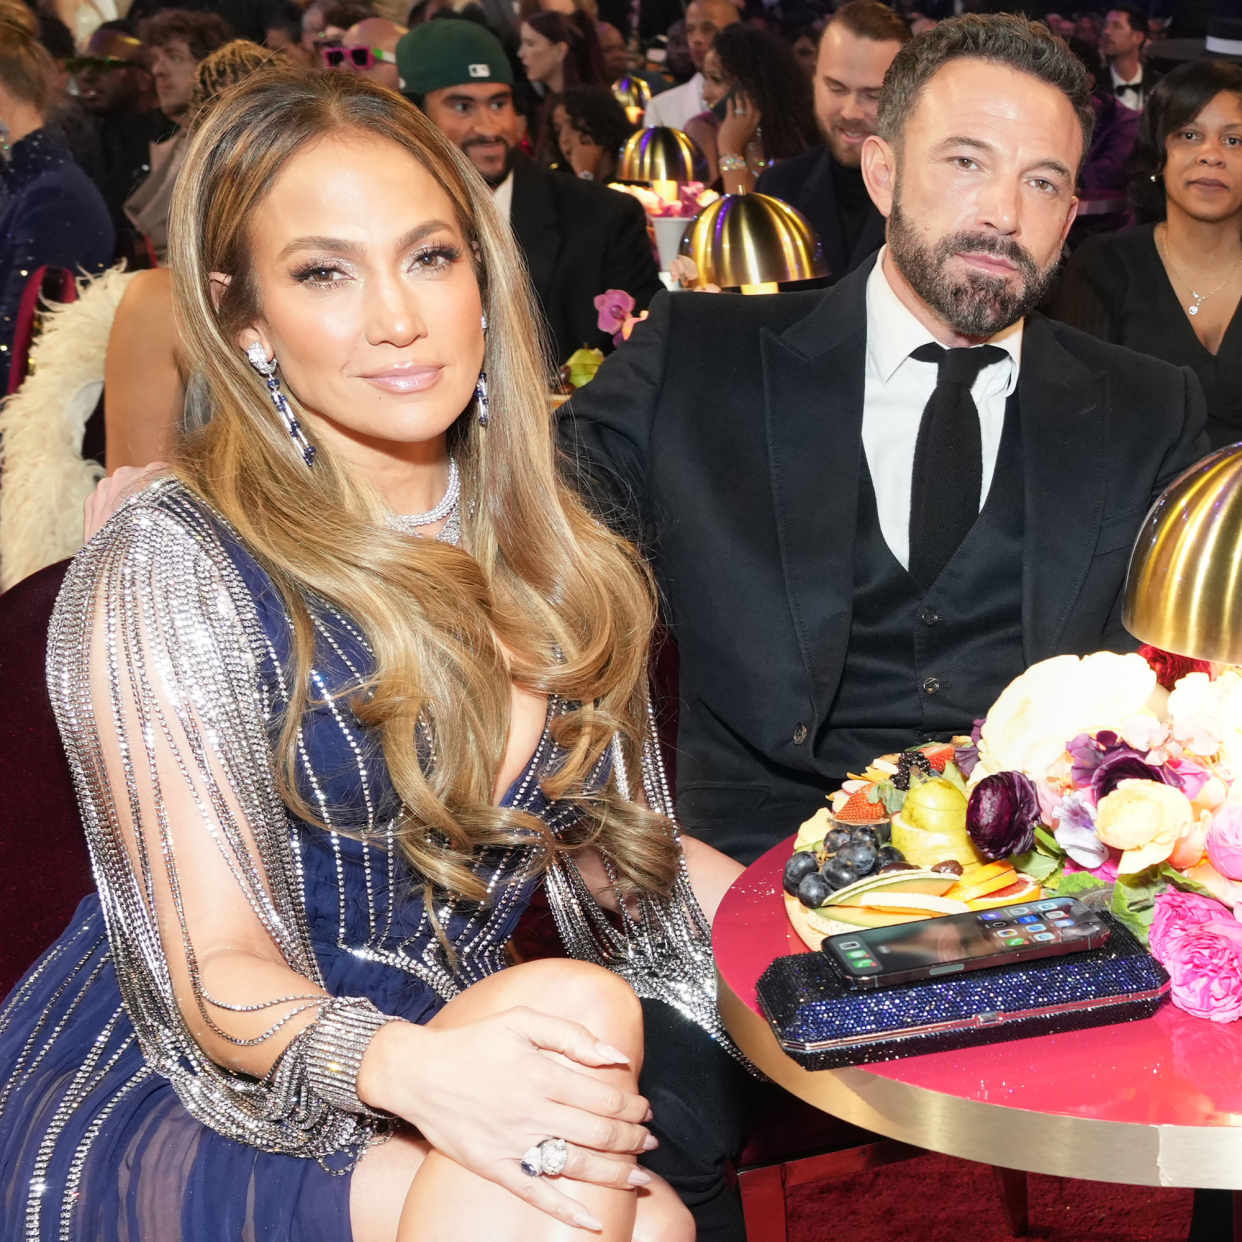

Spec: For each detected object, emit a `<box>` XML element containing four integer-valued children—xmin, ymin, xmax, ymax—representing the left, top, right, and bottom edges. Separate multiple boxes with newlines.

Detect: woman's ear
<box><xmin>555</xmin><ymin>40</ymin><xmax>569</xmax><ymax>63</ymax></box>
<box><xmin>211</xmin><ymin>270</ymin><xmax>272</xmax><ymax>361</ymax></box>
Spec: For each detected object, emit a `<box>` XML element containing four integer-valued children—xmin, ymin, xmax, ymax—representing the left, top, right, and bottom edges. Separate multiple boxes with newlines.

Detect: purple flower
<box><xmin>1091</xmin><ymin>749</ymin><xmax>1174</xmax><ymax>802</ymax></box>
<box><xmin>594</xmin><ymin>289</ymin><xmax>635</xmax><ymax>335</ymax></box>
<box><xmin>1068</xmin><ymin>732</ymin><xmax>1105</xmax><ymax>786</ymax></box>
<box><xmin>967</xmin><ymin>771</ymin><xmax>1042</xmax><ymax>860</ymax></box>
<box><xmin>1053</xmin><ymin>791</ymin><xmax>1110</xmax><ymax>869</ymax></box>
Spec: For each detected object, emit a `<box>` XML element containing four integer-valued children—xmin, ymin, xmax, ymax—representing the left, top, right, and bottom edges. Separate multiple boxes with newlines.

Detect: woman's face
<box><xmin>552</xmin><ymin>102</ymin><xmax>603</xmax><ymax>175</ymax></box>
<box><xmin>701</xmin><ymin>47</ymin><xmax>731</xmax><ymax>108</ymax></box>
<box><xmin>1163</xmin><ymin>90</ymin><xmax>1242</xmax><ymax>224</ymax></box>
<box><xmin>519</xmin><ymin>24</ymin><xmax>567</xmax><ymax>85</ymax></box>
<box><xmin>232</xmin><ymin>130</ymin><xmax>484</xmax><ymax>465</ymax></box>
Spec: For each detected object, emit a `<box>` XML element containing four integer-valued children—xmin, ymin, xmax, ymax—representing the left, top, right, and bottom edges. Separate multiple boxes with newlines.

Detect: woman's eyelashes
<box><xmin>288</xmin><ymin>243</ymin><xmax>463</xmax><ymax>287</ymax></box>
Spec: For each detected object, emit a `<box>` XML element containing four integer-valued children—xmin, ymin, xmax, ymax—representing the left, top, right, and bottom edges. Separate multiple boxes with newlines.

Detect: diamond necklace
<box><xmin>385</xmin><ymin>457</ymin><xmax>461</xmax><ymax>545</ymax></box>
<box><xmin>1158</xmin><ymin>226</ymin><xmax>1242</xmax><ymax>317</ymax></box>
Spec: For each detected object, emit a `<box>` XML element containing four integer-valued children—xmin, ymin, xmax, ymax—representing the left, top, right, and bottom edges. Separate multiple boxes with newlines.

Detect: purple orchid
<box><xmin>1052</xmin><ymin>790</ymin><xmax>1109</xmax><ymax>869</ymax></box>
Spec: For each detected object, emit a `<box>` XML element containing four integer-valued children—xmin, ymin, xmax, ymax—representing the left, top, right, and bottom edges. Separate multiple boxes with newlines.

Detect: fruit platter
<box><xmin>783</xmin><ymin>741</ymin><xmax>1040</xmax><ymax>950</ymax></box>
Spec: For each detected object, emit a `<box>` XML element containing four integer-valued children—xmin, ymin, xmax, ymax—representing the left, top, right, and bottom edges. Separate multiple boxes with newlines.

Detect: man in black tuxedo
<box><xmin>395</xmin><ymin>19</ymin><xmax>661</xmax><ymax>367</ymax></box>
<box><xmin>755</xmin><ymin>0</ymin><xmax>904</xmax><ymax>282</ymax></box>
<box><xmin>563</xmin><ymin>14</ymin><xmax>1209</xmax><ymax>867</ymax></box>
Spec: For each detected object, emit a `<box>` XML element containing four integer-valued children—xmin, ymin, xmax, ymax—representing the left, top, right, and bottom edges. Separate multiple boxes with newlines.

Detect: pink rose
<box><xmin>1208</xmin><ymin>802</ymin><xmax>1242</xmax><ymax>881</ymax></box>
<box><xmin>1150</xmin><ymin>890</ymin><xmax>1242</xmax><ymax>1022</ymax></box>
<box><xmin>594</xmin><ymin>289</ymin><xmax>635</xmax><ymax>335</ymax></box>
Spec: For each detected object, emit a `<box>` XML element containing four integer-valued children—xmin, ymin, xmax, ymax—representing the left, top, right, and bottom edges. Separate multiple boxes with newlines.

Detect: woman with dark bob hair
<box><xmin>684</xmin><ymin>23</ymin><xmax>817</xmax><ymax>192</ymax></box>
<box><xmin>1054</xmin><ymin>59</ymin><xmax>1242</xmax><ymax>447</ymax></box>
<box><xmin>549</xmin><ymin>84</ymin><xmax>636</xmax><ymax>180</ymax></box>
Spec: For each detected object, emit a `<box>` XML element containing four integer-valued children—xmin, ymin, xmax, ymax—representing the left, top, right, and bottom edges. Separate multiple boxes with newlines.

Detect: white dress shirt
<box><xmin>492</xmin><ymin>168</ymin><xmax>514</xmax><ymax>220</ymax></box>
<box><xmin>644</xmin><ymin>73</ymin><xmax>706</xmax><ymax>130</ymax></box>
<box><xmin>1110</xmin><ymin>64</ymin><xmax>1145</xmax><ymax>109</ymax></box>
<box><xmin>862</xmin><ymin>248</ymin><xmax>1023</xmax><ymax>570</ymax></box>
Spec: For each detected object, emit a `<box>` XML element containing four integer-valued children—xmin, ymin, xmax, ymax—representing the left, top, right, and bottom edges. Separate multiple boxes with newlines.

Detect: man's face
<box><xmin>1100</xmin><ymin>10</ymin><xmax>1143</xmax><ymax>60</ymax></box>
<box><xmin>599</xmin><ymin>23</ymin><xmax>629</xmax><ymax>79</ymax></box>
<box><xmin>814</xmin><ymin>23</ymin><xmax>903</xmax><ymax>168</ymax></box>
<box><xmin>342</xmin><ymin>19</ymin><xmax>405</xmax><ymax>90</ymax></box>
<box><xmin>149</xmin><ymin>37</ymin><xmax>198</xmax><ymax>120</ymax></box>
<box><xmin>75</xmin><ymin>33</ymin><xmax>151</xmax><ymax>114</ymax></box>
<box><xmin>861</xmin><ymin>59</ymin><xmax>1081</xmax><ymax>338</ymax></box>
<box><xmin>423</xmin><ymin>83</ymin><xmax>519</xmax><ymax>185</ymax></box>
<box><xmin>266</xmin><ymin>26</ymin><xmax>316</xmax><ymax>68</ymax></box>
<box><xmin>685</xmin><ymin>0</ymin><xmax>738</xmax><ymax>71</ymax></box>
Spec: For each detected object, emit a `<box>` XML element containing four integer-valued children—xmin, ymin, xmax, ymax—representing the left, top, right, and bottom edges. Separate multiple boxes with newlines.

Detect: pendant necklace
<box><xmin>1158</xmin><ymin>227</ymin><xmax>1242</xmax><ymax>316</ymax></box>
<box><xmin>385</xmin><ymin>457</ymin><xmax>461</xmax><ymax>545</ymax></box>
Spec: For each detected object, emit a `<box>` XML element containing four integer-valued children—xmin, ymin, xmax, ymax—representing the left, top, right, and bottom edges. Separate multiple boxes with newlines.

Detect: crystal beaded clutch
<box><xmin>756</xmin><ymin>913</ymin><xmax>1169</xmax><ymax>1071</ymax></box>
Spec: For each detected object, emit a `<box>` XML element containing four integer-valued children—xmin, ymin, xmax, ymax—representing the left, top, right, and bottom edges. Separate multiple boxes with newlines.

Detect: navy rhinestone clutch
<box><xmin>757</xmin><ymin>912</ymin><xmax>1169</xmax><ymax>1071</ymax></box>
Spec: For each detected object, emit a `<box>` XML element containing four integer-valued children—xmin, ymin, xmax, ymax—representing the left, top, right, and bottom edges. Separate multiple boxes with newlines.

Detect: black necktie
<box><xmin>907</xmin><ymin>342</ymin><xmax>1008</xmax><ymax>589</ymax></box>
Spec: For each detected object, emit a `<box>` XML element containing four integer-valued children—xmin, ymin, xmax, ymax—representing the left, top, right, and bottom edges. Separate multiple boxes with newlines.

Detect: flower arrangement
<box><xmin>608</xmin><ymin>180</ymin><xmax>718</xmax><ymax>218</ymax></box>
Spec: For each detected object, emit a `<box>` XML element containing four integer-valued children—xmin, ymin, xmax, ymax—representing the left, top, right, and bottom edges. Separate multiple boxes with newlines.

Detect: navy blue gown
<box><xmin>0</xmin><ymin>482</ymin><xmax>632</xmax><ymax>1240</ymax></box>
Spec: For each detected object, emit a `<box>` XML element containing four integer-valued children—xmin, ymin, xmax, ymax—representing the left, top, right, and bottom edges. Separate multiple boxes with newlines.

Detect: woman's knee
<box><xmin>508</xmin><ymin>959</ymin><xmax>643</xmax><ymax>1048</ymax></box>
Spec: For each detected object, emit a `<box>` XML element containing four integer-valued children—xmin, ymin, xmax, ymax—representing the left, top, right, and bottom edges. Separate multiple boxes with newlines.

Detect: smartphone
<box><xmin>823</xmin><ymin>897</ymin><xmax>1110</xmax><ymax>991</ymax></box>
<box><xmin>710</xmin><ymin>90</ymin><xmax>735</xmax><ymax>123</ymax></box>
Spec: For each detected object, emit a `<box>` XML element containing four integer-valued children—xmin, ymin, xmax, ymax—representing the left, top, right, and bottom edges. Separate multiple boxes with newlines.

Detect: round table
<box><xmin>714</xmin><ymin>836</ymin><xmax>1242</xmax><ymax>1190</ymax></box>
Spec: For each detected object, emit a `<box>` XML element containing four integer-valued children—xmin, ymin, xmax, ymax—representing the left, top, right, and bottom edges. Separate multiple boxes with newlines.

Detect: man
<box><xmin>265</xmin><ymin>1</ymin><xmax>317</xmax><ymax>67</ymax></box>
<box><xmin>1100</xmin><ymin>6</ymin><xmax>1160</xmax><ymax>110</ymax></box>
<box><xmin>341</xmin><ymin>17</ymin><xmax>406</xmax><ymax>90</ymax></box>
<box><xmin>396</xmin><ymin>19</ymin><xmax>661</xmax><ymax>367</ymax></box>
<box><xmin>643</xmin><ymin>0</ymin><xmax>738</xmax><ymax>130</ymax></box>
<box><xmin>125</xmin><ymin>10</ymin><xmax>232</xmax><ymax>261</ymax></box>
<box><xmin>598</xmin><ymin>20</ymin><xmax>668</xmax><ymax>97</ymax></box>
<box><xmin>74</xmin><ymin>29</ymin><xmax>176</xmax><ymax>261</ymax></box>
<box><xmin>562</xmin><ymin>15</ymin><xmax>1209</xmax><ymax>866</ymax></box>
<box><xmin>756</xmin><ymin>0</ymin><xmax>904</xmax><ymax>282</ymax></box>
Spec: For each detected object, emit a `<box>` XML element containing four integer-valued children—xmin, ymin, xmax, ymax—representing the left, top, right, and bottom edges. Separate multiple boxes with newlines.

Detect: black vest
<box><xmin>820</xmin><ymin>396</ymin><xmax>1026</xmax><ymax>782</ymax></box>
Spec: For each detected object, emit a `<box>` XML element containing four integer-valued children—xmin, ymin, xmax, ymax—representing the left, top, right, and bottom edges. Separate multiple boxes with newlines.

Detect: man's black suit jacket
<box><xmin>755</xmin><ymin>147</ymin><xmax>887</xmax><ymax>284</ymax></box>
<box><xmin>508</xmin><ymin>154</ymin><xmax>662</xmax><ymax>368</ymax></box>
<box><xmin>560</xmin><ymin>255</ymin><xmax>1210</xmax><ymax>863</ymax></box>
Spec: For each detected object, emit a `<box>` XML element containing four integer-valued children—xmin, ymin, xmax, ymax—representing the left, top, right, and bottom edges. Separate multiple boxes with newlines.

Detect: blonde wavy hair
<box><xmin>168</xmin><ymin>69</ymin><xmax>677</xmax><ymax>912</ymax></box>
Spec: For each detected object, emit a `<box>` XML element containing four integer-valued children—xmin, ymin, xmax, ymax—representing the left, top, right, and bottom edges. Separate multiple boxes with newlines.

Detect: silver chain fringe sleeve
<box><xmin>45</xmin><ymin>489</ymin><xmax>396</xmax><ymax>1162</ymax></box>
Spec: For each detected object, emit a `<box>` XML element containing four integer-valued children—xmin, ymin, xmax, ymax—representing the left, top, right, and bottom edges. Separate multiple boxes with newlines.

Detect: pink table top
<box><xmin>713</xmin><ymin>836</ymin><xmax>1242</xmax><ymax>1188</ymax></box>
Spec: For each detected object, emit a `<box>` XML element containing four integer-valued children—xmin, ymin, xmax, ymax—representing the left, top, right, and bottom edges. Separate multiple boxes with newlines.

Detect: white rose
<box><xmin>975</xmin><ymin>652</ymin><xmax>1159</xmax><ymax>781</ymax></box>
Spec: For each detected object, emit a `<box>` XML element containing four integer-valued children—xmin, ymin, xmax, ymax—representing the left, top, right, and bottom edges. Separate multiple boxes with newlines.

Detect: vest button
<box><xmin>792</xmin><ymin>723</ymin><xmax>808</xmax><ymax>745</ymax></box>
<box><xmin>920</xmin><ymin>607</ymin><xmax>940</xmax><ymax>626</ymax></box>
<box><xmin>922</xmin><ymin>677</ymin><xmax>940</xmax><ymax>695</ymax></box>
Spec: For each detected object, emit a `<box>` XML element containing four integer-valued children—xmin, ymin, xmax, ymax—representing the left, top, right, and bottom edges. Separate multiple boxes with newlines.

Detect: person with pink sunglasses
<box><xmin>323</xmin><ymin>18</ymin><xmax>406</xmax><ymax>91</ymax></box>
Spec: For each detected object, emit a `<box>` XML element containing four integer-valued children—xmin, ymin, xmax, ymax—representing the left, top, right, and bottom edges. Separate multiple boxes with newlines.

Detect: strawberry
<box><xmin>920</xmin><ymin>743</ymin><xmax>956</xmax><ymax>773</ymax></box>
<box><xmin>836</xmin><ymin>786</ymin><xmax>887</xmax><ymax>822</ymax></box>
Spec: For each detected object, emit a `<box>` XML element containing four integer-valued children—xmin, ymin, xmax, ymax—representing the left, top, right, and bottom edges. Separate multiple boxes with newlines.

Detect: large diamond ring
<box><xmin>520</xmin><ymin>1137</ymin><xmax>569</xmax><ymax>1177</ymax></box>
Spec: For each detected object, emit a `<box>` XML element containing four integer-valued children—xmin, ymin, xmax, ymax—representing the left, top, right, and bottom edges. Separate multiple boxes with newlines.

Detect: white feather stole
<box><xmin>0</xmin><ymin>265</ymin><xmax>136</xmax><ymax>591</ymax></box>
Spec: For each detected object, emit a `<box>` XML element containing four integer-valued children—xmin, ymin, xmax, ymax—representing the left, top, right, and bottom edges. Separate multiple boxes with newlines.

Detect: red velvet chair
<box><xmin>0</xmin><ymin>559</ymin><xmax>93</xmax><ymax>998</ymax></box>
<box><xmin>6</xmin><ymin>266</ymin><xmax>78</xmax><ymax>397</ymax></box>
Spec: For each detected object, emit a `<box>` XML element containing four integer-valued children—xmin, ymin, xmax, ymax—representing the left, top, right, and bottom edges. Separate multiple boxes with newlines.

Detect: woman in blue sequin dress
<box><xmin>0</xmin><ymin>68</ymin><xmax>742</xmax><ymax>1242</ymax></box>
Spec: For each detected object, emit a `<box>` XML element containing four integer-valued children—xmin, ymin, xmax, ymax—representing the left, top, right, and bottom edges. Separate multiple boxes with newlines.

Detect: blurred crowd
<box><xmin>5</xmin><ymin>0</ymin><xmax>1242</xmax><ymax>438</ymax></box>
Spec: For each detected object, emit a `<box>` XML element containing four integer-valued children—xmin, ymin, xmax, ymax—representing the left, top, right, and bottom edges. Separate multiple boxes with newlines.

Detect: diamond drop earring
<box><xmin>246</xmin><ymin>342</ymin><xmax>316</xmax><ymax>467</ymax></box>
<box><xmin>476</xmin><ymin>313</ymin><xmax>489</xmax><ymax>427</ymax></box>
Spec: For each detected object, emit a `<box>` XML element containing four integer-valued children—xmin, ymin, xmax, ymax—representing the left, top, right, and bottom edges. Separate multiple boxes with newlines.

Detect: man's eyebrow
<box><xmin>934</xmin><ymin>134</ymin><xmax>1072</xmax><ymax>180</ymax></box>
<box><xmin>277</xmin><ymin>221</ymin><xmax>456</xmax><ymax>262</ymax></box>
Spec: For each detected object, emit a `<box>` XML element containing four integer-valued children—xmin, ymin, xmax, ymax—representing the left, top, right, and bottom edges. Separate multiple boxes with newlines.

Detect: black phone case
<box><xmin>757</xmin><ymin>912</ymin><xmax>1169</xmax><ymax>1071</ymax></box>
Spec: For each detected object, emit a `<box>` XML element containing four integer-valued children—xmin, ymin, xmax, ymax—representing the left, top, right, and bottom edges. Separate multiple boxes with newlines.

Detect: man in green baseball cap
<box><xmin>396</xmin><ymin>20</ymin><xmax>516</xmax><ymax>188</ymax></box>
<box><xmin>395</xmin><ymin>18</ymin><xmax>661</xmax><ymax>369</ymax></box>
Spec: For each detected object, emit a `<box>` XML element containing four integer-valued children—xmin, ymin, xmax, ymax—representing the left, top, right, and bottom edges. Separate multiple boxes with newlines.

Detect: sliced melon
<box><xmin>823</xmin><ymin>870</ymin><xmax>959</xmax><ymax>906</ymax></box>
<box><xmin>784</xmin><ymin>870</ymin><xmax>963</xmax><ymax>948</ymax></box>
<box><xmin>856</xmin><ymin>892</ymin><xmax>970</xmax><ymax>915</ymax></box>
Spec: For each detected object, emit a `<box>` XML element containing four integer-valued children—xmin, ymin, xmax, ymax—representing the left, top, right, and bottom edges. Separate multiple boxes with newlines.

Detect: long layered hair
<box><xmin>168</xmin><ymin>69</ymin><xmax>677</xmax><ymax>911</ymax></box>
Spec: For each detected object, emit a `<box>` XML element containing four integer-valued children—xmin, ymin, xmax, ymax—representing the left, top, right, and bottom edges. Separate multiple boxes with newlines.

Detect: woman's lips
<box><xmin>358</xmin><ymin>364</ymin><xmax>443</xmax><ymax>394</ymax></box>
<box><xmin>1187</xmin><ymin>178</ymin><xmax>1229</xmax><ymax>192</ymax></box>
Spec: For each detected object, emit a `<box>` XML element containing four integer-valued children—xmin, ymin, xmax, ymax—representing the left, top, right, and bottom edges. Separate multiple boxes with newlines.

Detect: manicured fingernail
<box><xmin>642</xmin><ymin>1134</ymin><xmax>659</xmax><ymax>1151</ymax></box>
<box><xmin>628</xmin><ymin>1168</ymin><xmax>653</xmax><ymax>1186</ymax></box>
<box><xmin>595</xmin><ymin>1042</ymin><xmax>630</xmax><ymax>1064</ymax></box>
<box><xmin>572</xmin><ymin>1210</ymin><xmax>603</xmax><ymax>1231</ymax></box>
<box><xmin>643</xmin><ymin>1107</ymin><xmax>653</xmax><ymax>1121</ymax></box>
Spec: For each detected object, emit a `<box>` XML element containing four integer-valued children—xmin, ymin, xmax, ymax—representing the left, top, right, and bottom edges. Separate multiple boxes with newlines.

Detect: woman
<box><xmin>684</xmin><ymin>24</ymin><xmax>815</xmax><ymax>193</ymax></box>
<box><xmin>0</xmin><ymin>0</ymin><xmax>112</xmax><ymax>391</ymax></box>
<box><xmin>104</xmin><ymin>40</ymin><xmax>285</xmax><ymax>471</ymax></box>
<box><xmin>519</xmin><ymin>10</ymin><xmax>609</xmax><ymax>164</ymax></box>
<box><xmin>0</xmin><ymin>68</ymin><xmax>741</xmax><ymax>1240</ymax></box>
<box><xmin>1054</xmin><ymin>60</ymin><xmax>1242</xmax><ymax>448</ymax></box>
<box><xmin>549</xmin><ymin>84</ymin><xmax>634</xmax><ymax>180</ymax></box>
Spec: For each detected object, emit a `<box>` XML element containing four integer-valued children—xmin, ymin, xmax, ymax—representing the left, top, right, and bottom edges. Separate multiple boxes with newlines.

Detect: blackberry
<box><xmin>892</xmin><ymin>750</ymin><xmax>934</xmax><ymax>791</ymax></box>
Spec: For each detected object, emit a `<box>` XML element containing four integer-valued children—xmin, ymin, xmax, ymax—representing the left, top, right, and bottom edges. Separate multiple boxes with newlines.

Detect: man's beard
<box><xmin>887</xmin><ymin>194</ymin><xmax>1059</xmax><ymax>337</ymax></box>
<box><xmin>462</xmin><ymin>137</ymin><xmax>513</xmax><ymax>188</ymax></box>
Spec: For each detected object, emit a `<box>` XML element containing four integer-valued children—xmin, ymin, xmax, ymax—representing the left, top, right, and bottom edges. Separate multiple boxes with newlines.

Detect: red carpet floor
<box><xmin>788</xmin><ymin>1153</ymin><xmax>1194</xmax><ymax>1242</ymax></box>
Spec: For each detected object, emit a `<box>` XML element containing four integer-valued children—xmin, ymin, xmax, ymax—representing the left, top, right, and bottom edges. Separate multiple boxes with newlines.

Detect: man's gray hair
<box><xmin>876</xmin><ymin>14</ymin><xmax>1094</xmax><ymax>158</ymax></box>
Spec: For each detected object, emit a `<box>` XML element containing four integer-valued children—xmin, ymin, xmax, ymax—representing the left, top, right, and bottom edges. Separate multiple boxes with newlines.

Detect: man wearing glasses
<box><xmin>324</xmin><ymin>18</ymin><xmax>405</xmax><ymax>92</ymax></box>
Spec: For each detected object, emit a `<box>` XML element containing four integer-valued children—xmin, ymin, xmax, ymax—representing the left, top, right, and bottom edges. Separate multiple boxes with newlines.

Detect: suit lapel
<box><xmin>1019</xmin><ymin>314</ymin><xmax>1109</xmax><ymax>662</ymax></box>
<box><xmin>508</xmin><ymin>155</ymin><xmax>559</xmax><ymax>301</ymax></box>
<box><xmin>801</xmin><ymin>148</ymin><xmax>848</xmax><ymax>279</ymax></box>
<box><xmin>764</xmin><ymin>259</ymin><xmax>873</xmax><ymax>724</ymax></box>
